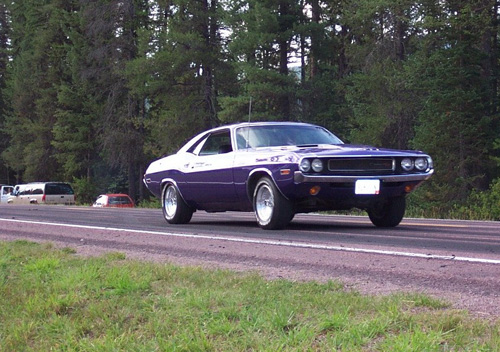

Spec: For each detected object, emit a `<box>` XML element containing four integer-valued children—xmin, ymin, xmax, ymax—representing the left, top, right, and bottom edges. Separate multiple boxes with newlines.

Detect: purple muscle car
<box><xmin>144</xmin><ymin>122</ymin><xmax>433</xmax><ymax>229</ymax></box>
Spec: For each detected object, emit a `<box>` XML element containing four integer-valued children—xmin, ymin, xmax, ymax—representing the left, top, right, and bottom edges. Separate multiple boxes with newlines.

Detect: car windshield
<box><xmin>235</xmin><ymin>125</ymin><xmax>343</xmax><ymax>150</ymax></box>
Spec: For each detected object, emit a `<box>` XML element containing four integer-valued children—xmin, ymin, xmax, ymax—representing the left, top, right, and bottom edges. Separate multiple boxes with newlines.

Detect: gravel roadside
<box><xmin>1</xmin><ymin>220</ymin><xmax>499</xmax><ymax>321</ymax></box>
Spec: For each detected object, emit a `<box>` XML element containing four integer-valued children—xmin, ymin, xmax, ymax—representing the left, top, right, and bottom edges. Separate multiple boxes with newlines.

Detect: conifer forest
<box><xmin>0</xmin><ymin>0</ymin><xmax>499</xmax><ymax>218</ymax></box>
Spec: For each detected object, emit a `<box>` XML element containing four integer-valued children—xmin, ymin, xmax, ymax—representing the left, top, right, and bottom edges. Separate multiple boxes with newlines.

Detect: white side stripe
<box><xmin>1</xmin><ymin>218</ymin><xmax>500</xmax><ymax>265</ymax></box>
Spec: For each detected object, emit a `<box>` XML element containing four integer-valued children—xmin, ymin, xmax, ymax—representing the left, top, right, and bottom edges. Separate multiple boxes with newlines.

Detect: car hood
<box><xmin>256</xmin><ymin>144</ymin><xmax>429</xmax><ymax>158</ymax></box>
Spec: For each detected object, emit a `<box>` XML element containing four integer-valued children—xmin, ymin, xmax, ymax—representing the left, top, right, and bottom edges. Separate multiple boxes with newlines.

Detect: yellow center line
<box><xmin>329</xmin><ymin>218</ymin><xmax>469</xmax><ymax>228</ymax></box>
<box><xmin>401</xmin><ymin>222</ymin><xmax>468</xmax><ymax>228</ymax></box>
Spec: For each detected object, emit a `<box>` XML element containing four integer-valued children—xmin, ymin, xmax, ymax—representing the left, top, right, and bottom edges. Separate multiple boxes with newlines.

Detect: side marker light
<box><xmin>404</xmin><ymin>184</ymin><xmax>415</xmax><ymax>193</ymax></box>
<box><xmin>310</xmin><ymin>186</ymin><xmax>321</xmax><ymax>196</ymax></box>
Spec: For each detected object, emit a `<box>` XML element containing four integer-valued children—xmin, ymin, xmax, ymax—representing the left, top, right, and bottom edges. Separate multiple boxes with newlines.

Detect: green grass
<box><xmin>0</xmin><ymin>241</ymin><xmax>498</xmax><ymax>351</ymax></box>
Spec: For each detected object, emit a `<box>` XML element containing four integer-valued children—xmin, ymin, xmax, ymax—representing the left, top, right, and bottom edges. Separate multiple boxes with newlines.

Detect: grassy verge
<box><xmin>1</xmin><ymin>241</ymin><xmax>498</xmax><ymax>351</ymax></box>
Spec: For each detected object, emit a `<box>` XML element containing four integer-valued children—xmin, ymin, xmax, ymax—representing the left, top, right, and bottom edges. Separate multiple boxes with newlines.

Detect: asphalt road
<box><xmin>1</xmin><ymin>204</ymin><xmax>499</xmax><ymax>318</ymax></box>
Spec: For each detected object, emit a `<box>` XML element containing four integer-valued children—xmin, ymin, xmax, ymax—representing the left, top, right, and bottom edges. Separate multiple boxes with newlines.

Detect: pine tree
<box><xmin>409</xmin><ymin>0</ymin><xmax>498</xmax><ymax>203</ymax></box>
<box><xmin>132</xmin><ymin>0</ymin><xmax>233</xmax><ymax>157</ymax></box>
<box><xmin>2</xmin><ymin>0</ymin><xmax>73</xmax><ymax>182</ymax></box>
<box><xmin>51</xmin><ymin>3</ymin><xmax>96</xmax><ymax>184</ymax></box>
<box><xmin>0</xmin><ymin>0</ymin><xmax>11</xmax><ymax>184</ymax></box>
<box><xmin>223</xmin><ymin>0</ymin><xmax>300</xmax><ymax>121</ymax></box>
<box><xmin>296</xmin><ymin>0</ymin><xmax>351</xmax><ymax>137</ymax></box>
<box><xmin>72</xmin><ymin>0</ymin><xmax>149</xmax><ymax>200</ymax></box>
<box><xmin>341</xmin><ymin>0</ymin><xmax>420</xmax><ymax>147</ymax></box>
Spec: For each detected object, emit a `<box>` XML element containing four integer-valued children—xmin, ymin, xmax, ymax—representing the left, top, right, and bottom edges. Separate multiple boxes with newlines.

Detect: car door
<box><xmin>180</xmin><ymin>129</ymin><xmax>237</xmax><ymax>210</ymax></box>
<box><xmin>17</xmin><ymin>185</ymin><xmax>32</xmax><ymax>204</ymax></box>
<box><xmin>1</xmin><ymin>186</ymin><xmax>13</xmax><ymax>203</ymax></box>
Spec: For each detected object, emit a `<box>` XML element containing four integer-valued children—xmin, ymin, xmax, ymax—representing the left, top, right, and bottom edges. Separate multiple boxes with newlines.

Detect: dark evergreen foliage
<box><xmin>0</xmin><ymin>1</ymin><xmax>11</xmax><ymax>184</ymax></box>
<box><xmin>0</xmin><ymin>0</ymin><xmax>499</xmax><ymax>213</ymax></box>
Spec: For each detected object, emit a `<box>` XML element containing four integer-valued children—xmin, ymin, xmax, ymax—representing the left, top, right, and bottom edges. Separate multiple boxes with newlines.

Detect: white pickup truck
<box><xmin>1</xmin><ymin>185</ymin><xmax>14</xmax><ymax>203</ymax></box>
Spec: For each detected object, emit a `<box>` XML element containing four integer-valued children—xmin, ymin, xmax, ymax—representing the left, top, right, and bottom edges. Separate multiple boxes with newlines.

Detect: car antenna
<box><xmin>246</xmin><ymin>97</ymin><xmax>252</xmax><ymax>149</ymax></box>
<box><xmin>248</xmin><ymin>96</ymin><xmax>252</xmax><ymax>123</ymax></box>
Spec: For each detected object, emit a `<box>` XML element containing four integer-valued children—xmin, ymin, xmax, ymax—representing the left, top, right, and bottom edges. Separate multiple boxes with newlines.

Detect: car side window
<box><xmin>198</xmin><ymin>131</ymin><xmax>232</xmax><ymax>156</ymax></box>
<box><xmin>186</xmin><ymin>133</ymin><xmax>210</xmax><ymax>154</ymax></box>
<box><xmin>32</xmin><ymin>187</ymin><xmax>44</xmax><ymax>195</ymax></box>
<box><xmin>46</xmin><ymin>183</ymin><xmax>74</xmax><ymax>195</ymax></box>
<box><xmin>110</xmin><ymin>196</ymin><xmax>132</xmax><ymax>205</ymax></box>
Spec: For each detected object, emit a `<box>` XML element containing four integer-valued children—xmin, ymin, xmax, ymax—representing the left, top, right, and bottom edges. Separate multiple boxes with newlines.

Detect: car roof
<box><xmin>200</xmin><ymin>121</ymin><xmax>317</xmax><ymax>134</ymax></box>
<box><xmin>100</xmin><ymin>193</ymin><xmax>131</xmax><ymax>197</ymax></box>
<box><xmin>179</xmin><ymin>121</ymin><xmax>319</xmax><ymax>153</ymax></box>
<box><xmin>221</xmin><ymin>121</ymin><xmax>314</xmax><ymax>130</ymax></box>
<box><xmin>26</xmin><ymin>182</ymin><xmax>71</xmax><ymax>184</ymax></box>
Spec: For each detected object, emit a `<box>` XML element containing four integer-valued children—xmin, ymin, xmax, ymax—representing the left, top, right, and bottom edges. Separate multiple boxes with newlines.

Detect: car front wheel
<box><xmin>162</xmin><ymin>183</ymin><xmax>193</xmax><ymax>224</ymax></box>
<box><xmin>253</xmin><ymin>177</ymin><xmax>293</xmax><ymax>230</ymax></box>
<box><xmin>368</xmin><ymin>196</ymin><xmax>406</xmax><ymax>227</ymax></box>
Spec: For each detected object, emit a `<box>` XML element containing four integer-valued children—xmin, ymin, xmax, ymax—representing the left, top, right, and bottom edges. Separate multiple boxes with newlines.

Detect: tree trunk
<box><xmin>279</xmin><ymin>1</ymin><xmax>290</xmax><ymax>119</ymax></box>
<box><xmin>202</xmin><ymin>0</ymin><xmax>218</xmax><ymax>128</ymax></box>
<box><xmin>309</xmin><ymin>0</ymin><xmax>320</xmax><ymax>78</ymax></box>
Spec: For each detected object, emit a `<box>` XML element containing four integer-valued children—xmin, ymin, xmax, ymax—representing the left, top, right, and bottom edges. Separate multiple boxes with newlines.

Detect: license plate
<box><xmin>355</xmin><ymin>179</ymin><xmax>380</xmax><ymax>195</ymax></box>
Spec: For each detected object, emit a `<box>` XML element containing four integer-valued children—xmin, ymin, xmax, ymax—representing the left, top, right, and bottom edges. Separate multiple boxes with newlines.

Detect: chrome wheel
<box><xmin>255</xmin><ymin>183</ymin><xmax>274</xmax><ymax>224</ymax></box>
<box><xmin>253</xmin><ymin>176</ymin><xmax>293</xmax><ymax>230</ymax></box>
<box><xmin>161</xmin><ymin>183</ymin><xmax>193</xmax><ymax>224</ymax></box>
<box><xmin>163</xmin><ymin>185</ymin><xmax>178</xmax><ymax>219</ymax></box>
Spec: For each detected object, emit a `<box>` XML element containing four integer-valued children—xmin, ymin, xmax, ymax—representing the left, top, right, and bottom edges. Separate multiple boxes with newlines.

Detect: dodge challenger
<box><xmin>144</xmin><ymin>122</ymin><xmax>433</xmax><ymax>229</ymax></box>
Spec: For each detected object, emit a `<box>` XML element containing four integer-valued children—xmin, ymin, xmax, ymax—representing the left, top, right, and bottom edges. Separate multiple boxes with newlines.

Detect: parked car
<box><xmin>8</xmin><ymin>182</ymin><xmax>75</xmax><ymax>205</ymax></box>
<box><xmin>93</xmin><ymin>194</ymin><xmax>135</xmax><ymax>208</ymax></box>
<box><xmin>143</xmin><ymin>122</ymin><xmax>433</xmax><ymax>229</ymax></box>
<box><xmin>1</xmin><ymin>185</ymin><xmax>14</xmax><ymax>203</ymax></box>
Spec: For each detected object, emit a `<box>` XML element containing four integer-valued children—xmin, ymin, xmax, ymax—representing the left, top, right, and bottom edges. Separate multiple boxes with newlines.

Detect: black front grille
<box><xmin>328</xmin><ymin>158</ymin><xmax>394</xmax><ymax>173</ymax></box>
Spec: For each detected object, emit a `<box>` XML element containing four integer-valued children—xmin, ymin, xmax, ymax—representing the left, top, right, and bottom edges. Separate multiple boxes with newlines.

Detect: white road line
<box><xmin>2</xmin><ymin>218</ymin><xmax>500</xmax><ymax>265</ymax></box>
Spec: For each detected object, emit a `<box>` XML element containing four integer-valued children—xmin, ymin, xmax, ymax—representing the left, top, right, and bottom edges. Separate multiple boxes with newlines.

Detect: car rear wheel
<box><xmin>162</xmin><ymin>183</ymin><xmax>193</xmax><ymax>224</ymax></box>
<box><xmin>253</xmin><ymin>177</ymin><xmax>293</xmax><ymax>230</ymax></box>
<box><xmin>368</xmin><ymin>196</ymin><xmax>406</xmax><ymax>227</ymax></box>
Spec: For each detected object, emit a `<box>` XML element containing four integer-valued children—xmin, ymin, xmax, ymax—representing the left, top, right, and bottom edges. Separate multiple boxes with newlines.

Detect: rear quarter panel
<box><xmin>45</xmin><ymin>194</ymin><xmax>75</xmax><ymax>205</ymax></box>
<box><xmin>144</xmin><ymin>154</ymin><xmax>192</xmax><ymax>199</ymax></box>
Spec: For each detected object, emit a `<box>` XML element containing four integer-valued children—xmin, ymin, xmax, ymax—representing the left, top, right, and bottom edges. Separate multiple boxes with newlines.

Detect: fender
<box><xmin>247</xmin><ymin>168</ymin><xmax>290</xmax><ymax>201</ymax></box>
<box><xmin>160</xmin><ymin>178</ymin><xmax>191</xmax><ymax>206</ymax></box>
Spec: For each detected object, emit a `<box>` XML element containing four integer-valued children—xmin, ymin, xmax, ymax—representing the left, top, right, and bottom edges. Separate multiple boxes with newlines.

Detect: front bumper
<box><xmin>293</xmin><ymin>169</ymin><xmax>434</xmax><ymax>183</ymax></box>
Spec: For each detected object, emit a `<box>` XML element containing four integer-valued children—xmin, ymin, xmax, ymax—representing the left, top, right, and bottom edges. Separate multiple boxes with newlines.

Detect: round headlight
<box><xmin>414</xmin><ymin>157</ymin><xmax>428</xmax><ymax>171</ymax></box>
<box><xmin>311</xmin><ymin>159</ymin><xmax>323</xmax><ymax>172</ymax></box>
<box><xmin>299</xmin><ymin>159</ymin><xmax>311</xmax><ymax>172</ymax></box>
<box><xmin>401</xmin><ymin>158</ymin><xmax>414</xmax><ymax>171</ymax></box>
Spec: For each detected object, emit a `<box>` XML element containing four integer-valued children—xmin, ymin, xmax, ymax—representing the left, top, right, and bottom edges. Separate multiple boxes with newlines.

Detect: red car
<box><xmin>92</xmin><ymin>194</ymin><xmax>134</xmax><ymax>208</ymax></box>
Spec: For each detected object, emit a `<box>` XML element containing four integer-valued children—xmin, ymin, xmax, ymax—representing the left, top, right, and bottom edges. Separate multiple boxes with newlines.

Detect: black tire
<box><xmin>253</xmin><ymin>177</ymin><xmax>293</xmax><ymax>230</ymax></box>
<box><xmin>162</xmin><ymin>183</ymin><xmax>193</xmax><ymax>224</ymax></box>
<box><xmin>368</xmin><ymin>196</ymin><xmax>406</xmax><ymax>227</ymax></box>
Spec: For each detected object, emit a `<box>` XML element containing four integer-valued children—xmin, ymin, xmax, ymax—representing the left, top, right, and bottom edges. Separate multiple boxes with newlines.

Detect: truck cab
<box><xmin>0</xmin><ymin>185</ymin><xmax>14</xmax><ymax>203</ymax></box>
